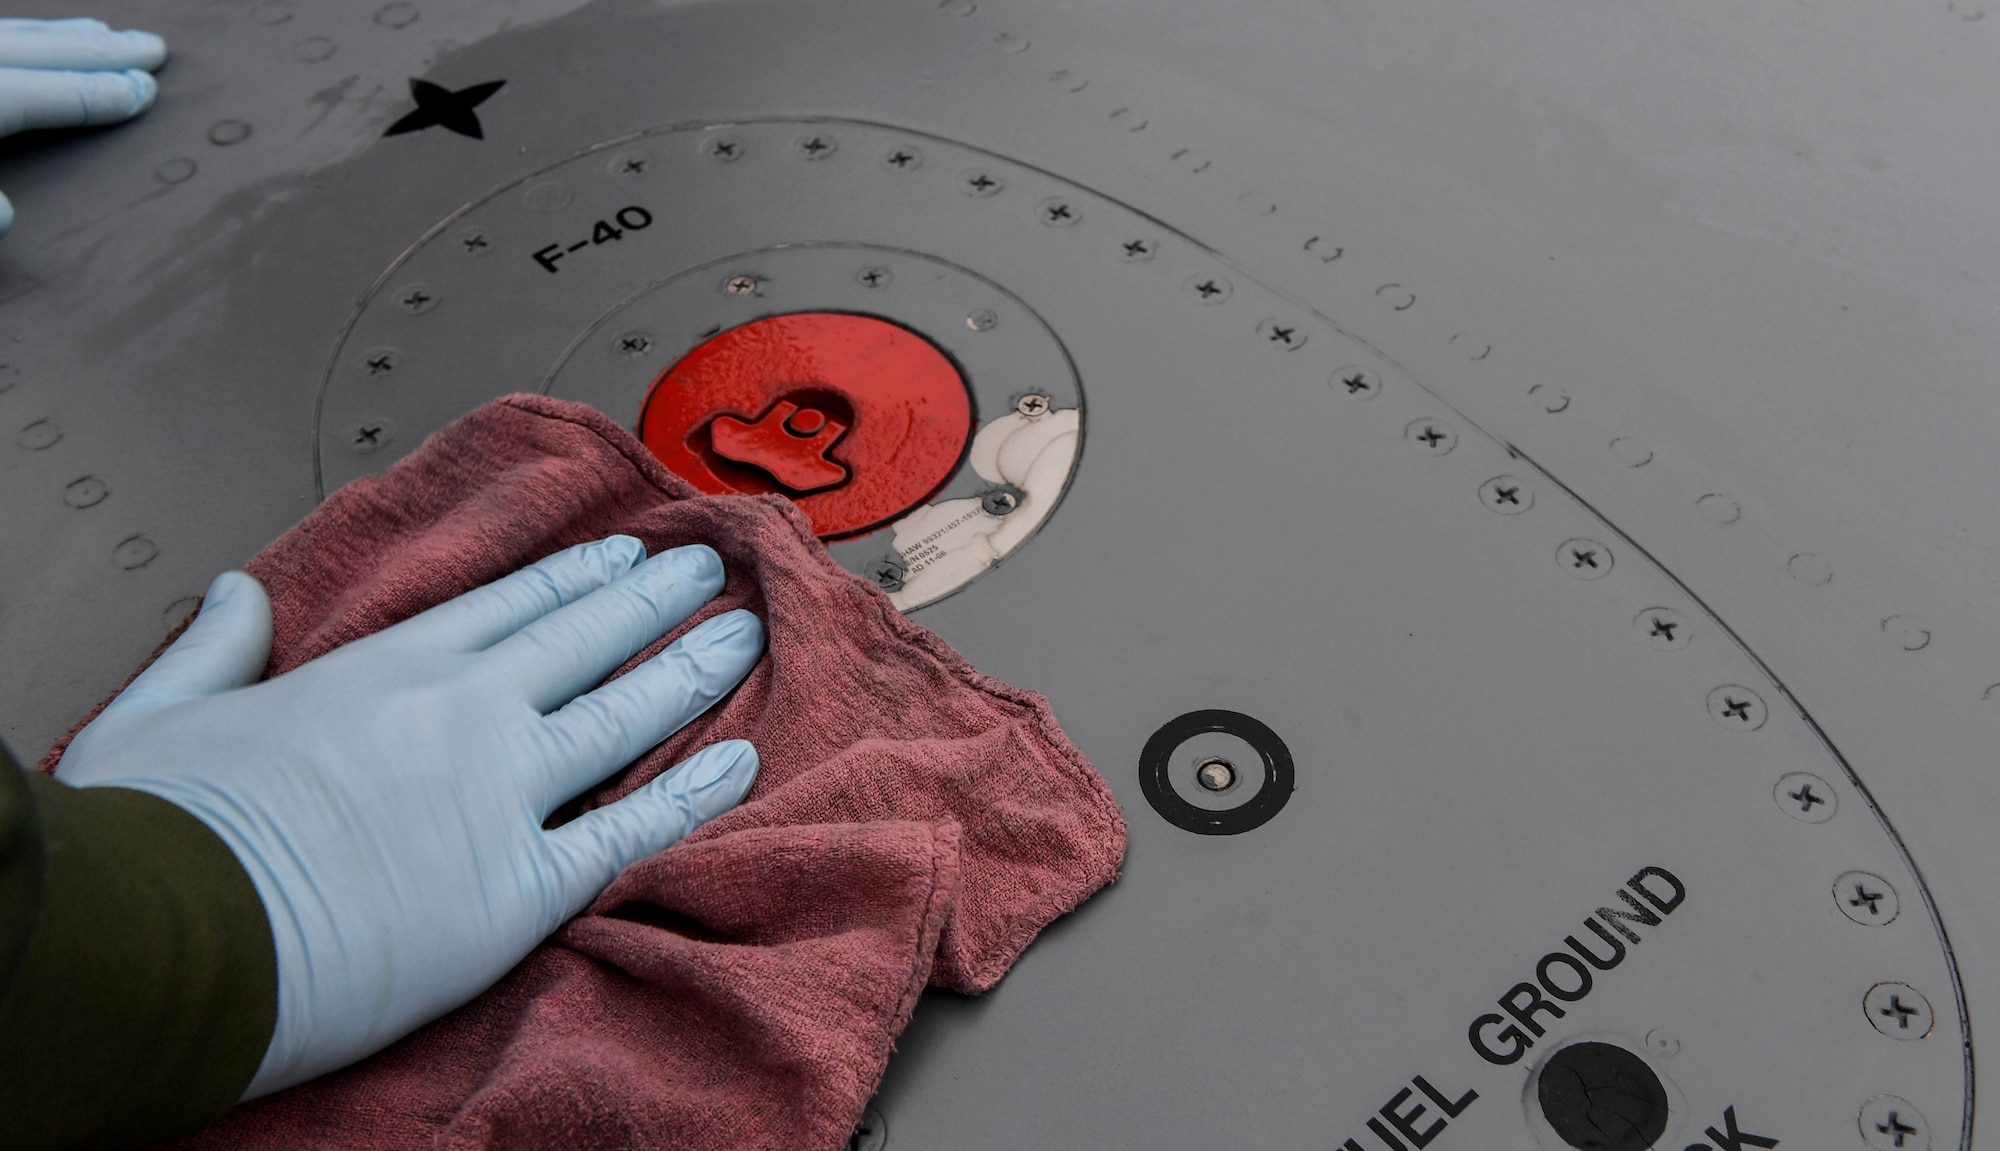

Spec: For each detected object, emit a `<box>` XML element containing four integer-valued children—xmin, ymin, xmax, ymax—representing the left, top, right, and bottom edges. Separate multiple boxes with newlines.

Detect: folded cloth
<box><xmin>42</xmin><ymin>394</ymin><xmax>1127</xmax><ymax>1151</ymax></box>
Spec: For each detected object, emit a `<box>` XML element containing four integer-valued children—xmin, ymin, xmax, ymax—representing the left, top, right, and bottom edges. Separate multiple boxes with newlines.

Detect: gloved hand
<box><xmin>0</xmin><ymin>17</ymin><xmax>168</xmax><ymax>237</ymax></box>
<box><xmin>55</xmin><ymin>536</ymin><xmax>765</xmax><ymax>1097</ymax></box>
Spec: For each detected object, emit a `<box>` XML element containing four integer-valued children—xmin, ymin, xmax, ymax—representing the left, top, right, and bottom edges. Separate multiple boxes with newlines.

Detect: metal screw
<box><xmin>981</xmin><ymin>489</ymin><xmax>1020</xmax><ymax>516</ymax></box>
<box><xmin>63</xmin><ymin>476</ymin><xmax>109</xmax><ymax>509</ymax></box>
<box><xmin>884</xmin><ymin>146</ymin><xmax>923</xmax><ymax>171</ymax></box>
<box><xmin>857</xmin><ymin>265</ymin><xmax>892</xmax><ymax>289</ymax></box>
<box><xmin>1864</xmin><ymin>983</ymin><xmax>1935</xmax><ymax>1040</ymax></box>
<box><xmin>966</xmin><ymin>309</ymin><xmax>998</xmax><ymax>332</ymax></box>
<box><xmin>1257</xmin><ymin>317</ymin><xmax>1307</xmax><ymax>351</ymax></box>
<box><xmin>1558</xmin><ymin>537</ymin><xmax>1612</xmax><ymax>579</ymax></box>
<box><xmin>1835</xmin><ymin>870</ymin><xmax>1900</xmax><ymax>926</ymax></box>
<box><xmin>1332</xmin><ymin>367</ymin><xmax>1380</xmax><ymax>398</ymax></box>
<box><xmin>725</xmin><ymin>275</ymin><xmax>759</xmax><ymax>296</ymax></box>
<box><xmin>396</xmin><ymin>283</ymin><xmax>438</xmax><ymax>314</ymax></box>
<box><xmin>1860</xmin><ymin>1097</ymin><xmax>1929</xmax><ymax>1151</ymax></box>
<box><xmin>962</xmin><ymin>170</ymin><xmax>1004</xmax><ymax>197</ymax></box>
<box><xmin>1635</xmin><ymin>607</ymin><xmax>1691</xmax><ymax>650</ymax></box>
<box><xmin>613</xmin><ymin>152</ymin><xmax>649</xmax><ymax>175</ymax></box>
<box><xmin>1479</xmin><ymin>476</ymin><xmax>1533</xmax><ymax>515</ymax></box>
<box><xmin>1405</xmin><ymin>419</ymin><xmax>1458</xmax><ymax>455</ymax></box>
<box><xmin>348</xmin><ymin>418</ymin><xmax>395</xmax><ymax>454</ymax></box>
<box><xmin>1037</xmin><ymin>197</ymin><xmax>1080</xmax><ymax>226</ymax></box>
<box><xmin>704</xmin><ymin>136</ymin><xmax>743</xmax><ymax>161</ymax></box>
<box><xmin>613</xmin><ymin>331</ymin><xmax>653</xmax><ymax>357</ymax></box>
<box><xmin>798</xmin><ymin>134</ymin><xmax>837</xmax><ymax>160</ymax></box>
<box><xmin>1194</xmin><ymin>757</ymin><xmax>1237</xmax><ymax>792</ymax></box>
<box><xmin>1184</xmin><ymin>274</ymin><xmax>1232</xmax><ymax>304</ymax></box>
<box><xmin>1016</xmin><ymin>394</ymin><xmax>1051</xmax><ymax>417</ymax></box>
<box><xmin>863</xmin><ymin>557</ymin><xmax>906</xmax><ymax>593</ymax></box>
<box><xmin>458</xmin><ymin>228</ymin><xmax>490</xmax><ymax>255</ymax></box>
<box><xmin>1119</xmin><ymin>237</ymin><xmax>1158</xmax><ymax>262</ymax></box>
<box><xmin>848</xmin><ymin>1107</ymin><xmax>888</xmax><ymax>1151</ymax></box>
<box><xmin>359</xmin><ymin>348</ymin><xmax>399</xmax><ymax>377</ymax></box>
<box><xmin>1774</xmin><ymin>771</ymin><xmax>1836</xmax><ymax>823</ymax></box>
<box><xmin>113</xmin><ymin>534</ymin><xmax>159</xmax><ymax>571</ymax></box>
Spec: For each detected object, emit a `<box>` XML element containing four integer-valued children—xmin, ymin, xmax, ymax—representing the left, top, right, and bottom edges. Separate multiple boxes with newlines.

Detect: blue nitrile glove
<box><xmin>54</xmin><ymin>537</ymin><xmax>765</xmax><ymax>1096</ymax></box>
<box><xmin>0</xmin><ymin>17</ymin><xmax>168</xmax><ymax>237</ymax></box>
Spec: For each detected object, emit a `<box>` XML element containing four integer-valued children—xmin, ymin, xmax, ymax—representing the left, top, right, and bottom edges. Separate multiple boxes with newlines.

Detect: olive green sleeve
<box><xmin>0</xmin><ymin>741</ymin><xmax>277</xmax><ymax>1151</ymax></box>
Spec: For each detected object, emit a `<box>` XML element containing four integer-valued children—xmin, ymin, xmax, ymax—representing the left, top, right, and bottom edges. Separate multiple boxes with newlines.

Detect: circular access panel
<box><xmin>637</xmin><ymin>312</ymin><xmax>973</xmax><ymax>538</ymax></box>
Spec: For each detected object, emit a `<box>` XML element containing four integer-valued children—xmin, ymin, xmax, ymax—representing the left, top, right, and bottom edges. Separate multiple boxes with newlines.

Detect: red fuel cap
<box><xmin>639</xmin><ymin>313</ymin><xmax>974</xmax><ymax>538</ymax></box>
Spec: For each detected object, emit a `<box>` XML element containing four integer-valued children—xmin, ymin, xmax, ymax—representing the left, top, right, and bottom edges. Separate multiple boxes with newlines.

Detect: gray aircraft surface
<box><xmin>2</xmin><ymin>1</ymin><xmax>1995</xmax><ymax>1148</ymax></box>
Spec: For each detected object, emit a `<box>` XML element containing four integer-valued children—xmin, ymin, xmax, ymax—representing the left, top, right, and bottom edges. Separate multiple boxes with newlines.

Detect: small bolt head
<box><xmin>704</xmin><ymin>135</ymin><xmax>743</xmax><ymax>161</ymax></box>
<box><xmin>1479</xmin><ymin>476</ymin><xmax>1533</xmax><ymax>514</ymax></box>
<box><xmin>725</xmin><ymin>275</ymin><xmax>759</xmax><ymax>296</ymax></box>
<box><xmin>1332</xmin><ymin>367</ymin><xmax>1380</xmax><ymax>398</ymax></box>
<box><xmin>358</xmin><ymin>348</ymin><xmax>400</xmax><ymax>377</ymax></box>
<box><xmin>797</xmin><ymin>134</ymin><xmax>837</xmax><ymax>160</ymax></box>
<box><xmin>1835</xmin><ymin>871</ymin><xmax>1900</xmax><ymax>926</ymax></box>
<box><xmin>347</xmin><ymin>418</ymin><xmax>396</xmax><ymax>455</ymax></box>
<box><xmin>1016</xmin><ymin>394</ymin><xmax>1051</xmax><ymax>417</ymax></box>
<box><xmin>981</xmin><ymin>489</ymin><xmax>1020</xmax><ymax>516</ymax></box>
<box><xmin>1256</xmin><ymin>317</ymin><xmax>1307</xmax><ymax>350</ymax></box>
<box><xmin>1635</xmin><ymin>607</ymin><xmax>1691</xmax><ymax>650</ymax></box>
<box><xmin>966</xmin><ymin>309</ymin><xmax>999</xmax><ymax>331</ymax></box>
<box><xmin>1406</xmin><ymin>419</ymin><xmax>1458</xmax><ymax>456</ymax></box>
<box><xmin>883</xmin><ymin>146</ymin><xmax>924</xmax><ymax>171</ymax></box>
<box><xmin>1707</xmin><ymin>684</ymin><xmax>1767</xmax><ymax>729</ymax></box>
<box><xmin>613</xmin><ymin>330</ymin><xmax>653</xmax><ymax>357</ymax></box>
<box><xmin>1864</xmin><ymin>983</ymin><xmax>1935</xmax><ymax>1039</ymax></box>
<box><xmin>1183</xmin><ymin>274</ymin><xmax>1233</xmax><ymax>304</ymax></box>
<box><xmin>1558</xmin><ymin>537</ymin><xmax>1612</xmax><ymax>579</ymax></box>
<box><xmin>1773</xmin><ymin>771</ymin><xmax>1837</xmax><ymax>823</ymax></box>
<box><xmin>1859</xmin><ymin>1096</ymin><xmax>1930</xmax><ymax>1151</ymax></box>
<box><xmin>857</xmin><ymin>265</ymin><xmax>892</xmax><ymax>289</ymax></box>
<box><xmin>458</xmin><ymin>228</ymin><xmax>490</xmax><ymax>255</ymax></box>
<box><xmin>1194</xmin><ymin>757</ymin><xmax>1237</xmax><ymax>792</ymax></box>
<box><xmin>1118</xmin><ymin>237</ymin><xmax>1158</xmax><ymax>262</ymax></box>
<box><xmin>863</xmin><ymin>557</ymin><xmax>906</xmax><ymax>592</ymax></box>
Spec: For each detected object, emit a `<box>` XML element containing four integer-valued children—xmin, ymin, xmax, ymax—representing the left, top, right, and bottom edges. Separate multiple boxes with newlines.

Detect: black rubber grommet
<box><xmin>1138</xmin><ymin>709</ymin><xmax>1294</xmax><ymax>835</ymax></box>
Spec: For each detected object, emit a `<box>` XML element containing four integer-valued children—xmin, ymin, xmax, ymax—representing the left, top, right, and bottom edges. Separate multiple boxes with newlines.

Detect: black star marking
<box><xmin>384</xmin><ymin>78</ymin><xmax>505</xmax><ymax>140</ymax></box>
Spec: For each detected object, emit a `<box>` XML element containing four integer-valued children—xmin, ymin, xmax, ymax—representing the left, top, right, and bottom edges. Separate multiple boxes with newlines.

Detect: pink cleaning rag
<box><xmin>43</xmin><ymin>394</ymin><xmax>1126</xmax><ymax>1150</ymax></box>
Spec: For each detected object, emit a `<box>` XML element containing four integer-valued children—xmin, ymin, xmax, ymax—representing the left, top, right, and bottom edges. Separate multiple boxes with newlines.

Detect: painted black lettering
<box><xmin>1413</xmin><ymin>1075</ymin><xmax>1477</xmax><ymax>1119</ymax></box>
<box><xmin>1629</xmin><ymin>866</ymin><xmax>1687</xmax><ymax>914</ymax></box>
<box><xmin>1366</xmin><ymin>1117</ymin><xmax>1411</xmax><ymax>1151</ymax></box>
<box><xmin>1536</xmin><ymin>951</ymin><xmax>1594</xmax><ymax>1002</ymax></box>
<box><xmin>1342</xmin><ymin>1141</ymin><xmax>1368</xmax><ymax>1151</ymax></box>
<box><xmin>1566</xmin><ymin>919</ymin><xmax>1627</xmax><ymax>970</ymax></box>
<box><xmin>1469</xmin><ymin>1013</ymin><xmax>1531</xmax><ymax>1064</ymax></box>
<box><xmin>1704</xmin><ymin>1106</ymin><xmax>1779</xmax><ymax>1151</ymax></box>
<box><xmin>1500</xmin><ymin>981</ymin><xmax>1566</xmax><ymax>1036</ymax></box>
<box><xmin>1381</xmin><ymin>1088</ymin><xmax>1446</xmax><ymax>1149</ymax></box>
<box><xmin>532</xmin><ymin>244</ymin><xmax>564</xmax><ymax>273</ymax></box>
<box><xmin>616</xmin><ymin>204</ymin><xmax>653</xmax><ymax>230</ymax></box>
<box><xmin>1596</xmin><ymin>889</ymin><xmax>1662</xmax><ymax>943</ymax></box>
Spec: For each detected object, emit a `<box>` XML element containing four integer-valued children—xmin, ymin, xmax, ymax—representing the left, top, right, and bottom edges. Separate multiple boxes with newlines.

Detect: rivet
<box><xmin>1707</xmin><ymin>685</ymin><xmax>1767</xmax><ymax>729</ymax></box>
<box><xmin>1406</xmin><ymin>419</ymin><xmax>1458</xmax><ymax>455</ymax></box>
<box><xmin>63</xmin><ymin>476</ymin><xmax>109</xmax><ymax>509</ymax></box>
<box><xmin>1183</xmin><ymin>274</ymin><xmax>1232</xmax><ymax>304</ymax></box>
<box><xmin>250</xmin><ymin>1</ymin><xmax>293</xmax><ymax>25</ymax></box>
<box><xmin>522</xmin><ymin>181</ymin><xmax>572</xmax><ymax>213</ymax></box>
<box><xmin>1833</xmin><ymin>871</ymin><xmax>1899</xmax><ymax>926</ymax></box>
<box><xmin>1697</xmin><ymin>493</ymin><xmax>1742</xmax><ymax>524</ymax></box>
<box><xmin>1609</xmin><ymin>437</ymin><xmax>1653</xmax><ymax>467</ymax></box>
<box><xmin>1256</xmin><ymin>317</ymin><xmax>1307</xmax><ymax>351</ymax></box>
<box><xmin>113</xmin><ymin>535</ymin><xmax>159</xmax><ymax>570</ymax></box>
<box><xmin>966</xmin><ymin>309</ymin><xmax>998</xmax><ymax>331</ymax></box>
<box><xmin>1859</xmin><ymin>1096</ymin><xmax>1929</xmax><ymax>1151</ymax></box>
<box><xmin>1881</xmin><ymin>615</ymin><xmax>1931</xmax><ymax>652</ymax></box>
<box><xmin>1529</xmin><ymin>383</ymin><xmax>1571</xmax><ymax>413</ymax></box>
<box><xmin>1864</xmin><ymin>982</ymin><xmax>1935</xmax><ymax>1039</ymax></box>
<box><xmin>1332</xmin><ymin>367</ymin><xmax>1380</xmax><ymax>398</ymax></box>
<box><xmin>992</xmin><ymin>31</ymin><xmax>1030</xmax><ymax>53</ymax></box>
<box><xmin>940</xmin><ymin>0</ymin><xmax>976</xmax><ymax>15</ymax></box>
<box><xmin>1787</xmin><ymin>553</ymin><xmax>1834</xmax><ymax>585</ymax></box>
<box><xmin>373</xmin><ymin>1</ymin><xmax>419</xmax><ymax>29</ymax></box>
<box><xmin>1774</xmin><ymin>771</ymin><xmax>1836</xmax><ymax>823</ymax></box>
<box><xmin>16</xmin><ymin>419</ymin><xmax>61</xmax><ymax>451</ymax></box>
<box><xmin>154</xmin><ymin>158</ymin><xmax>197</xmax><ymax>185</ymax></box>
<box><xmin>1635</xmin><ymin>607</ymin><xmax>1690</xmax><ymax>650</ymax></box>
<box><xmin>293</xmin><ymin>35</ymin><xmax>336</xmax><ymax>62</ymax></box>
<box><xmin>207</xmin><ymin>120</ymin><xmax>253</xmax><ymax>147</ymax></box>
<box><xmin>1479</xmin><ymin>476</ymin><xmax>1533</xmax><ymax>514</ymax></box>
